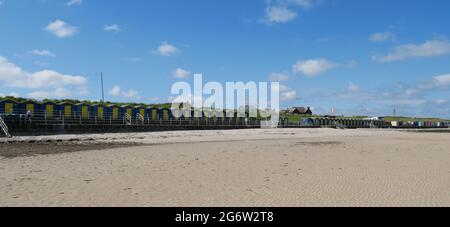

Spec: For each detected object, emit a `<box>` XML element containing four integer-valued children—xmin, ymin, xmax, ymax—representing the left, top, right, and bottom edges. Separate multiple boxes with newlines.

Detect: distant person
<box><xmin>26</xmin><ymin>110</ymin><xmax>32</xmax><ymax>122</ymax></box>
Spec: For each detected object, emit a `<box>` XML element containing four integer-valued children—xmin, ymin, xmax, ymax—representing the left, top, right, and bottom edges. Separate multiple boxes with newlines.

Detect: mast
<box><xmin>101</xmin><ymin>72</ymin><xmax>105</xmax><ymax>103</ymax></box>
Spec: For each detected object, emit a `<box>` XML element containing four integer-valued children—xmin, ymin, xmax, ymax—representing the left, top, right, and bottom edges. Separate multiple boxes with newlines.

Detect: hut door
<box><xmin>152</xmin><ymin>109</ymin><xmax>157</xmax><ymax>120</ymax></box>
<box><xmin>184</xmin><ymin>110</ymin><xmax>191</xmax><ymax>118</ymax></box>
<box><xmin>65</xmin><ymin>106</ymin><xmax>72</xmax><ymax>118</ymax></box>
<box><xmin>112</xmin><ymin>108</ymin><xmax>118</xmax><ymax>120</ymax></box>
<box><xmin>82</xmin><ymin>106</ymin><xmax>89</xmax><ymax>118</ymax></box>
<box><xmin>26</xmin><ymin>104</ymin><xmax>34</xmax><ymax>113</ymax></box>
<box><xmin>46</xmin><ymin>105</ymin><xmax>53</xmax><ymax>117</ymax></box>
<box><xmin>126</xmin><ymin>108</ymin><xmax>132</xmax><ymax>117</ymax></box>
<box><xmin>98</xmin><ymin>107</ymin><xmax>104</xmax><ymax>119</ymax></box>
<box><xmin>5</xmin><ymin>103</ymin><xmax>13</xmax><ymax>114</ymax></box>
<box><xmin>140</xmin><ymin>109</ymin><xmax>145</xmax><ymax>117</ymax></box>
<box><xmin>163</xmin><ymin>110</ymin><xmax>169</xmax><ymax>121</ymax></box>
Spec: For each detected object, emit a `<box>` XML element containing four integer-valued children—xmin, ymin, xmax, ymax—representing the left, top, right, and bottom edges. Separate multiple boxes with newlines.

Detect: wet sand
<box><xmin>1</xmin><ymin>128</ymin><xmax>449</xmax><ymax>207</ymax></box>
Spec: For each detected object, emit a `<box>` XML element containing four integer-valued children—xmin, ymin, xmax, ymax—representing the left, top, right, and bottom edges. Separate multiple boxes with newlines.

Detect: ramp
<box><xmin>0</xmin><ymin>116</ymin><xmax>12</xmax><ymax>138</ymax></box>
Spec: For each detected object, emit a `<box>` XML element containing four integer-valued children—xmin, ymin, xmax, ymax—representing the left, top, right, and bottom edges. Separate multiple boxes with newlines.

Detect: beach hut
<box><xmin>132</xmin><ymin>105</ymin><xmax>145</xmax><ymax>123</ymax></box>
<box><xmin>180</xmin><ymin>107</ymin><xmax>191</xmax><ymax>120</ymax></box>
<box><xmin>75</xmin><ymin>103</ymin><xmax>90</xmax><ymax>119</ymax></box>
<box><xmin>134</xmin><ymin>105</ymin><xmax>146</xmax><ymax>118</ymax></box>
<box><xmin>179</xmin><ymin>104</ymin><xmax>192</xmax><ymax>119</ymax></box>
<box><xmin>18</xmin><ymin>100</ymin><xmax>39</xmax><ymax>115</ymax></box>
<box><xmin>0</xmin><ymin>99</ymin><xmax>19</xmax><ymax>115</ymax></box>
<box><xmin>59</xmin><ymin>102</ymin><xmax>75</xmax><ymax>119</ymax></box>
<box><xmin>148</xmin><ymin>107</ymin><xmax>159</xmax><ymax>121</ymax></box>
<box><xmin>214</xmin><ymin>109</ymin><xmax>224</xmax><ymax>125</ymax></box>
<box><xmin>144</xmin><ymin>106</ymin><xmax>153</xmax><ymax>121</ymax></box>
<box><xmin>224</xmin><ymin>109</ymin><xmax>234</xmax><ymax>119</ymax></box>
<box><xmin>170</xmin><ymin>107</ymin><xmax>181</xmax><ymax>120</ymax></box>
<box><xmin>40</xmin><ymin>101</ymin><xmax>58</xmax><ymax>118</ymax></box>
<box><xmin>191</xmin><ymin>108</ymin><xmax>203</xmax><ymax>124</ymax></box>
<box><xmin>121</xmin><ymin>105</ymin><xmax>134</xmax><ymax>119</ymax></box>
<box><xmin>160</xmin><ymin>108</ymin><xmax>172</xmax><ymax>121</ymax></box>
<box><xmin>203</xmin><ymin>109</ymin><xmax>213</xmax><ymax>125</ymax></box>
<box><xmin>91</xmin><ymin>103</ymin><xmax>106</xmax><ymax>119</ymax></box>
<box><xmin>107</xmin><ymin>104</ymin><xmax>120</xmax><ymax>120</ymax></box>
<box><xmin>224</xmin><ymin>109</ymin><xmax>235</xmax><ymax>124</ymax></box>
<box><xmin>300</xmin><ymin>118</ymin><xmax>314</xmax><ymax>126</ymax></box>
<box><xmin>191</xmin><ymin>108</ymin><xmax>202</xmax><ymax>118</ymax></box>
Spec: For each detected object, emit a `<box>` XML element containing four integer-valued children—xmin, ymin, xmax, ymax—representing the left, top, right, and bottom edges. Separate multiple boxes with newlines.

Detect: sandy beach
<box><xmin>1</xmin><ymin>128</ymin><xmax>449</xmax><ymax>207</ymax></box>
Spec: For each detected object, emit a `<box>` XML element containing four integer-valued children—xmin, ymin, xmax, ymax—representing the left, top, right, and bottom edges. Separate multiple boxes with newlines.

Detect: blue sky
<box><xmin>1</xmin><ymin>0</ymin><xmax>450</xmax><ymax>117</ymax></box>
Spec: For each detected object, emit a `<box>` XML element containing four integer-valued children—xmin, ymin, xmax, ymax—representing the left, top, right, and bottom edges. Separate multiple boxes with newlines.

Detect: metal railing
<box><xmin>0</xmin><ymin>115</ymin><xmax>12</xmax><ymax>138</ymax></box>
<box><xmin>124</xmin><ymin>113</ymin><xmax>132</xmax><ymax>125</ymax></box>
<box><xmin>0</xmin><ymin>108</ymin><xmax>265</xmax><ymax>135</ymax></box>
<box><xmin>137</xmin><ymin>113</ymin><xmax>145</xmax><ymax>124</ymax></box>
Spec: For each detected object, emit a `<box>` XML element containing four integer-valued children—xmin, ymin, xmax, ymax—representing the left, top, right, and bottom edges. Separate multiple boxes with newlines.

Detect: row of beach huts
<box><xmin>0</xmin><ymin>98</ymin><xmax>244</xmax><ymax>121</ymax></box>
<box><xmin>1</xmin><ymin>98</ymin><xmax>449</xmax><ymax>136</ymax></box>
<box><xmin>0</xmin><ymin>99</ymin><xmax>264</xmax><ymax>137</ymax></box>
<box><xmin>390</xmin><ymin>121</ymin><xmax>450</xmax><ymax>128</ymax></box>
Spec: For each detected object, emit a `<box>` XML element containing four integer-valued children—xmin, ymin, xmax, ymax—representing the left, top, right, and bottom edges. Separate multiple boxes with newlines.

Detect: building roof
<box><xmin>288</xmin><ymin>107</ymin><xmax>311</xmax><ymax>114</ymax></box>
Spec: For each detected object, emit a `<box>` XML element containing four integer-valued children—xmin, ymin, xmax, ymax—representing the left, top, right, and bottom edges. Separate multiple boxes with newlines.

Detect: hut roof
<box><xmin>75</xmin><ymin>102</ymin><xmax>91</xmax><ymax>106</ymax></box>
<box><xmin>59</xmin><ymin>101</ymin><xmax>75</xmax><ymax>105</ymax></box>
<box><xmin>91</xmin><ymin>103</ymin><xmax>106</xmax><ymax>107</ymax></box>
<box><xmin>0</xmin><ymin>98</ymin><xmax>19</xmax><ymax>103</ymax></box>
<box><xmin>19</xmin><ymin>99</ymin><xmax>39</xmax><ymax>104</ymax></box>
<box><xmin>41</xmin><ymin>100</ymin><xmax>58</xmax><ymax>105</ymax></box>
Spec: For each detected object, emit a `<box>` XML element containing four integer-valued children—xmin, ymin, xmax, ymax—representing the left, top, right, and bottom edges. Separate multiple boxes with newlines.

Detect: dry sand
<box><xmin>1</xmin><ymin>128</ymin><xmax>449</xmax><ymax>207</ymax></box>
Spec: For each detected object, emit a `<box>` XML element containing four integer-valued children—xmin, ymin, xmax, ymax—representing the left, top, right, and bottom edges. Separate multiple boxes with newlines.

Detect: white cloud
<box><xmin>104</xmin><ymin>24</ymin><xmax>121</xmax><ymax>33</ymax></box>
<box><xmin>66</xmin><ymin>0</ymin><xmax>82</xmax><ymax>7</ymax></box>
<box><xmin>263</xmin><ymin>6</ymin><xmax>297</xmax><ymax>24</ymax></box>
<box><xmin>269</xmin><ymin>72</ymin><xmax>290</xmax><ymax>82</ymax></box>
<box><xmin>372</xmin><ymin>39</ymin><xmax>450</xmax><ymax>63</ymax></box>
<box><xmin>0</xmin><ymin>92</ymin><xmax>19</xmax><ymax>98</ymax></box>
<box><xmin>0</xmin><ymin>55</ymin><xmax>87</xmax><ymax>89</ymax></box>
<box><xmin>394</xmin><ymin>73</ymin><xmax>450</xmax><ymax>96</ymax></box>
<box><xmin>108</xmin><ymin>85</ymin><xmax>141</xmax><ymax>99</ymax></box>
<box><xmin>29</xmin><ymin>49</ymin><xmax>56</xmax><ymax>57</ymax></box>
<box><xmin>28</xmin><ymin>88</ymin><xmax>72</xmax><ymax>99</ymax></box>
<box><xmin>0</xmin><ymin>56</ymin><xmax>88</xmax><ymax>99</ymax></box>
<box><xmin>430</xmin><ymin>73</ymin><xmax>450</xmax><ymax>88</ymax></box>
<box><xmin>434</xmin><ymin>99</ymin><xmax>447</xmax><ymax>105</ymax></box>
<box><xmin>292</xmin><ymin>58</ymin><xmax>338</xmax><ymax>76</ymax></box>
<box><xmin>172</xmin><ymin>68</ymin><xmax>191</xmax><ymax>79</ymax></box>
<box><xmin>279</xmin><ymin>85</ymin><xmax>298</xmax><ymax>101</ymax></box>
<box><xmin>369</xmin><ymin>32</ymin><xmax>396</xmax><ymax>42</ymax></box>
<box><xmin>347</xmin><ymin>82</ymin><xmax>361</xmax><ymax>93</ymax></box>
<box><xmin>153</xmin><ymin>42</ymin><xmax>178</xmax><ymax>56</ymax></box>
<box><xmin>109</xmin><ymin>85</ymin><xmax>121</xmax><ymax>96</ymax></box>
<box><xmin>4</xmin><ymin>69</ymin><xmax>86</xmax><ymax>89</ymax></box>
<box><xmin>281</xmin><ymin>90</ymin><xmax>297</xmax><ymax>101</ymax></box>
<box><xmin>45</xmin><ymin>20</ymin><xmax>79</xmax><ymax>38</ymax></box>
<box><xmin>404</xmin><ymin>88</ymin><xmax>419</xmax><ymax>96</ymax></box>
<box><xmin>261</xmin><ymin>0</ymin><xmax>321</xmax><ymax>25</ymax></box>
